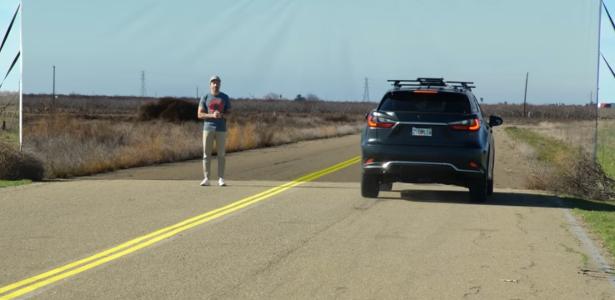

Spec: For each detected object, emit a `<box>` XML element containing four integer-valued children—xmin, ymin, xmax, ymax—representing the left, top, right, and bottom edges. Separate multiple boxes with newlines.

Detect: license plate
<box><xmin>412</xmin><ymin>127</ymin><xmax>432</xmax><ymax>137</ymax></box>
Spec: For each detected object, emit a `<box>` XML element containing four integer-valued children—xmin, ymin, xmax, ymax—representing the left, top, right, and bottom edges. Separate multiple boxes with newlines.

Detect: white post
<box><xmin>593</xmin><ymin>0</ymin><xmax>603</xmax><ymax>162</ymax></box>
<box><xmin>19</xmin><ymin>0</ymin><xmax>23</xmax><ymax>151</ymax></box>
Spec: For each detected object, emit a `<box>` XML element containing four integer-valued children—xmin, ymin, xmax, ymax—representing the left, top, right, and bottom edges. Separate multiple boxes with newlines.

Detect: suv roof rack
<box><xmin>446</xmin><ymin>81</ymin><xmax>476</xmax><ymax>90</ymax></box>
<box><xmin>387</xmin><ymin>78</ymin><xmax>445</xmax><ymax>88</ymax></box>
<box><xmin>387</xmin><ymin>78</ymin><xmax>475</xmax><ymax>91</ymax></box>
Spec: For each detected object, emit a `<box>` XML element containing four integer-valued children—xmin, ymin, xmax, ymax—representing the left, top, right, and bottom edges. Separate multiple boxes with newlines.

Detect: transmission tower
<box><xmin>362</xmin><ymin>77</ymin><xmax>370</xmax><ymax>102</ymax></box>
<box><xmin>140</xmin><ymin>71</ymin><xmax>147</xmax><ymax>97</ymax></box>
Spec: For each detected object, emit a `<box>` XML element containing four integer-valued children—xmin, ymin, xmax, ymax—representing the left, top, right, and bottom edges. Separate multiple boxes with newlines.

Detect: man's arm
<box><xmin>198</xmin><ymin>107</ymin><xmax>222</xmax><ymax>119</ymax></box>
<box><xmin>197</xmin><ymin>106</ymin><xmax>211</xmax><ymax>119</ymax></box>
<box><xmin>197</xmin><ymin>96</ymin><xmax>218</xmax><ymax>119</ymax></box>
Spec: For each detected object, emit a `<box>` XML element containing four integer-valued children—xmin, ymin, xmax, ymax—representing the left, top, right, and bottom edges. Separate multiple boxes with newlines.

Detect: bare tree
<box><xmin>306</xmin><ymin>93</ymin><xmax>320</xmax><ymax>101</ymax></box>
<box><xmin>0</xmin><ymin>101</ymin><xmax>11</xmax><ymax>130</ymax></box>
<box><xmin>294</xmin><ymin>94</ymin><xmax>305</xmax><ymax>101</ymax></box>
<box><xmin>263</xmin><ymin>93</ymin><xmax>285</xmax><ymax>100</ymax></box>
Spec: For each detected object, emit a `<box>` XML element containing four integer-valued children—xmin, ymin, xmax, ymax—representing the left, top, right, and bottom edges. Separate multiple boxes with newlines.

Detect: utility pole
<box><xmin>51</xmin><ymin>65</ymin><xmax>56</xmax><ymax>114</ymax></box>
<box><xmin>52</xmin><ymin>65</ymin><xmax>55</xmax><ymax>98</ymax></box>
<box><xmin>523</xmin><ymin>72</ymin><xmax>528</xmax><ymax>118</ymax></box>
<box><xmin>362</xmin><ymin>77</ymin><xmax>370</xmax><ymax>102</ymax></box>
<box><xmin>140</xmin><ymin>70</ymin><xmax>146</xmax><ymax>97</ymax></box>
<box><xmin>196</xmin><ymin>86</ymin><xmax>199</xmax><ymax>99</ymax></box>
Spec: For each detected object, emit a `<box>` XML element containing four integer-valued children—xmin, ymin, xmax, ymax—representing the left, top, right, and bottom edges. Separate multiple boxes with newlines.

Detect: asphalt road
<box><xmin>1</xmin><ymin>134</ymin><xmax>614</xmax><ymax>299</ymax></box>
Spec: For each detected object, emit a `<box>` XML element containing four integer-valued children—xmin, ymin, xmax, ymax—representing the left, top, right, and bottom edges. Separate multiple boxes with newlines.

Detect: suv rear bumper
<box><xmin>361</xmin><ymin>143</ymin><xmax>487</xmax><ymax>186</ymax></box>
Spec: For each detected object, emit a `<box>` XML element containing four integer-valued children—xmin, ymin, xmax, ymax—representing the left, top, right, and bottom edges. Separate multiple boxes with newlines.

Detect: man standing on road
<box><xmin>198</xmin><ymin>75</ymin><xmax>231</xmax><ymax>186</ymax></box>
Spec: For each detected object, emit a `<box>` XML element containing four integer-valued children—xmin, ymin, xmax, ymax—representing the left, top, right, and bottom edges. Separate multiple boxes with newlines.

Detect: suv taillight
<box><xmin>367</xmin><ymin>114</ymin><xmax>396</xmax><ymax>128</ymax></box>
<box><xmin>449</xmin><ymin>118</ymin><xmax>480</xmax><ymax>131</ymax></box>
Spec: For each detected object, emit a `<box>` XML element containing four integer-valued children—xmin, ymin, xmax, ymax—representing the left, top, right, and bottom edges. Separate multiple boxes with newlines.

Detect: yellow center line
<box><xmin>0</xmin><ymin>156</ymin><xmax>361</xmax><ymax>300</ymax></box>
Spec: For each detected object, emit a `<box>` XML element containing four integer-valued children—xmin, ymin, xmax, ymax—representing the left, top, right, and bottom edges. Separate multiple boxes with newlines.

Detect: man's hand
<box><xmin>213</xmin><ymin>111</ymin><xmax>221</xmax><ymax>118</ymax></box>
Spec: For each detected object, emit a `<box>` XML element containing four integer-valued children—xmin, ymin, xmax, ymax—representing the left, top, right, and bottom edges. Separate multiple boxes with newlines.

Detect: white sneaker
<box><xmin>200</xmin><ymin>178</ymin><xmax>209</xmax><ymax>186</ymax></box>
<box><xmin>218</xmin><ymin>178</ymin><xmax>226</xmax><ymax>186</ymax></box>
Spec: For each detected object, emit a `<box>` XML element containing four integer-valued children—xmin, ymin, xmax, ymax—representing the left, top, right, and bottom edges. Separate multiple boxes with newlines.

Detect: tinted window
<box><xmin>379</xmin><ymin>91</ymin><xmax>471</xmax><ymax>114</ymax></box>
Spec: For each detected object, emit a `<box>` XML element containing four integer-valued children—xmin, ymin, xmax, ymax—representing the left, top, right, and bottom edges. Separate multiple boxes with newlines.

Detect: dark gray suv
<box><xmin>360</xmin><ymin>78</ymin><xmax>503</xmax><ymax>202</ymax></box>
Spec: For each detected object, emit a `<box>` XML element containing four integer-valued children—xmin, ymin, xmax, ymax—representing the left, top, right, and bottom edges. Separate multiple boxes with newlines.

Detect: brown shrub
<box><xmin>138</xmin><ymin>98</ymin><xmax>198</xmax><ymax>122</ymax></box>
<box><xmin>0</xmin><ymin>142</ymin><xmax>45</xmax><ymax>180</ymax></box>
<box><xmin>322</xmin><ymin>113</ymin><xmax>354</xmax><ymax>123</ymax></box>
<box><xmin>137</xmin><ymin>102</ymin><xmax>165</xmax><ymax>121</ymax></box>
<box><xmin>527</xmin><ymin>152</ymin><xmax>615</xmax><ymax>201</ymax></box>
<box><xmin>557</xmin><ymin>155</ymin><xmax>615</xmax><ymax>201</ymax></box>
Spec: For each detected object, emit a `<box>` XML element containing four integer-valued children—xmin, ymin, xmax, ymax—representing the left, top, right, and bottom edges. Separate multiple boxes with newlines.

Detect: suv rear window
<box><xmin>379</xmin><ymin>91</ymin><xmax>471</xmax><ymax>114</ymax></box>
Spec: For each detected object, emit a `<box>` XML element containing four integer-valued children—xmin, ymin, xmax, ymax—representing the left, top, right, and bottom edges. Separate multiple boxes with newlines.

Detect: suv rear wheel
<box><xmin>488</xmin><ymin>149</ymin><xmax>494</xmax><ymax>195</ymax></box>
<box><xmin>469</xmin><ymin>175</ymin><xmax>488</xmax><ymax>203</ymax></box>
<box><xmin>487</xmin><ymin>176</ymin><xmax>494</xmax><ymax>195</ymax></box>
<box><xmin>361</xmin><ymin>173</ymin><xmax>380</xmax><ymax>198</ymax></box>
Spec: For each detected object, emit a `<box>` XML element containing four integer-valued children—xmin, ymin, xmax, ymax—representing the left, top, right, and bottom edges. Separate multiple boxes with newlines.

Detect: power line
<box><xmin>0</xmin><ymin>52</ymin><xmax>19</xmax><ymax>89</ymax></box>
<box><xmin>0</xmin><ymin>3</ymin><xmax>20</xmax><ymax>55</ymax></box>
<box><xmin>602</xmin><ymin>53</ymin><xmax>615</xmax><ymax>80</ymax></box>
<box><xmin>603</xmin><ymin>0</ymin><xmax>615</xmax><ymax>33</ymax></box>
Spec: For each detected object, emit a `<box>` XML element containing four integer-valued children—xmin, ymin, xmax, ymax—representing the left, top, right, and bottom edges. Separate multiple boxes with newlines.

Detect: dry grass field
<box><xmin>481</xmin><ymin>103</ymin><xmax>602</xmax><ymax>123</ymax></box>
<box><xmin>0</xmin><ymin>92</ymin><xmax>19</xmax><ymax>145</ymax></box>
<box><xmin>8</xmin><ymin>95</ymin><xmax>615</xmax><ymax>181</ymax></box>
<box><xmin>517</xmin><ymin>121</ymin><xmax>598</xmax><ymax>155</ymax></box>
<box><xmin>504</xmin><ymin>118</ymin><xmax>615</xmax><ymax>201</ymax></box>
<box><xmin>484</xmin><ymin>103</ymin><xmax>615</xmax><ymax>187</ymax></box>
<box><xmin>505</xmin><ymin>114</ymin><xmax>615</xmax><ymax>180</ymax></box>
<box><xmin>20</xmin><ymin>94</ymin><xmax>375</xmax><ymax>178</ymax></box>
<box><xmin>598</xmin><ymin>120</ymin><xmax>615</xmax><ymax>179</ymax></box>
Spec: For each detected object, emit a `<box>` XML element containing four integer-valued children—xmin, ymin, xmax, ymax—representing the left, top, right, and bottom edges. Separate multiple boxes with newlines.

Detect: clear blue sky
<box><xmin>10</xmin><ymin>0</ymin><xmax>615</xmax><ymax>103</ymax></box>
<box><xmin>0</xmin><ymin>0</ymin><xmax>20</xmax><ymax>92</ymax></box>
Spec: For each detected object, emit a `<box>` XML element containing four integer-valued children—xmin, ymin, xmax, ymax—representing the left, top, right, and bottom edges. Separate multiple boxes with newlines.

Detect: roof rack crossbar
<box><xmin>446</xmin><ymin>81</ymin><xmax>475</xmax><ymax>84</ymax></box>
<box><xmin>386</xmin><ymin>78</ymin><xmax>476</xmax><ymax>90</ymax></box>
<box><xmin>446</xmin><ymin>81</ymin><xmax>475</xmax><ymax>90</ymax></box>
<box><xmin>387</xmin><ymin>78</ymin><xmax>447</xmax><ymax>88</ymax></box>
<box><xmin>391</xmin><ymin>83</ymin><xmax>422</xmax><ymax>86</ymax></box>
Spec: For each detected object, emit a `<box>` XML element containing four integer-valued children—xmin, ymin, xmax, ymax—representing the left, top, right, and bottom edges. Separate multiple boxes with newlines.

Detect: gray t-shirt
<box><xmin>198</xmin><ymin>92</ymin><xmax>231</xmax><ymax>132</ymax></box>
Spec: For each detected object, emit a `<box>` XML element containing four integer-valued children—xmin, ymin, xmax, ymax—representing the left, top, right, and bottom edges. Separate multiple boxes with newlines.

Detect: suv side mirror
<box><xmin>489</xmin><ymin>115</ymin><xmax>503</xmax><ymax>127</ymax></box>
